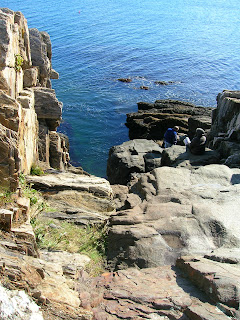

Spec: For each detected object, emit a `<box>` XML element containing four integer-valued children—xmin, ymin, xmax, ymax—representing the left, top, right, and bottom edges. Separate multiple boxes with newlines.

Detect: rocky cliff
<box><xmin>0</xmin><ymin>8</ymin><xmax>68</xmax><ymax>191</ymax></box>
<box><xmin>0</xmin><ymin>8</ymin><xmax>240</xmax><ymax>320</ymax></box>
<box><xmin>209</xmin><ymin>90</ymin><xmax>240</xmax><ymax>167</ymax></box>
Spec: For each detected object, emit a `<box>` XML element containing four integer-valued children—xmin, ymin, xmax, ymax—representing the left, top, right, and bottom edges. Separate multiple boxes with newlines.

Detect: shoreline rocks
<box><xmin>1</xmin><ymin>8</ymin><xmax>240</xmax><ymax>320</ymax></box>
<box><xmin>107</xmin><ymin>164</ymin><xmax>240</xmax><ymax>270</ymax></box>
<box><xmin>126</xmin><ymin>99</ymin><xmax>213</xmax><ymax>140</ymax></box>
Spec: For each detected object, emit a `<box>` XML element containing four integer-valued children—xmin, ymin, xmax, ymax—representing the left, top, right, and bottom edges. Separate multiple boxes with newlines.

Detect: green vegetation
<box><xmin>31</xmin><ymin>217</ymin><xmax>108</xmax><ymax>276</ymax></box>
<box><xmin>30</xmin><ymin>164</ymin><xmax>45</xmax><ymax>176</ymax></box>
<box><xmin>15</xmin><ymin>54</ymin><xmax>24</xmax><ymax>72</ymax></box>
<box><xmin>19</xmin><ymin>173</ymin><xmax>45</xmax><ymax>210</ymax></box>
<box><xmin>0</xmin><ymin>173</ymin><xmax>109</xmax><ymax>276</ymax></box>
<box><xmin>0</xmin><ymin>189</ymin><xmax>13</xmax><ymax>208</ymax></box>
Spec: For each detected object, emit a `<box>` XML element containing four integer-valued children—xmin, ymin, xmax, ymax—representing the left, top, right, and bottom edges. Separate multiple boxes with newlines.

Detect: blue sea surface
<box><xmin>2</xmin><ymin>0</ymin><xmax>240</xmax><ymax>177</ymax></box>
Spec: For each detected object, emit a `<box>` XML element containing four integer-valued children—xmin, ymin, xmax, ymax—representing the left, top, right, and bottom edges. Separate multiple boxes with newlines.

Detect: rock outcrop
<box><xmin>107</xmin><ymin>139</ymin><xmax>163</xmax><ymax>185</ymax></box>
<box><xmin>209</xmin><ymin>90</ymin><xmax>240</xmax><ymax>168</ymax></box>
<box><xmin>107</xmin><ymin>141</ymin><xmax>220</xmax><ymax>184</ymax></box>
<box><xmin>0</xmin><ymin>8</ymin><xmax>68</xmax><ymax>190</ymax></box>
<box><xmin>107</xmin><ymin>164</ymin><xmax>240</xmax><ymax>269</ymax></box>
<box><xmin>126</xmin><ymin>99</ymin><xmax>213</xmax><ymax>141</ymax></box>
<box><xmin>91</xmin><ymin>255</ymin><xmax>240</xmax><ymax>319</ymax></box>
<box><xmin>26</xmin><ymin>169</ymin><xmax>115</xmax><ymax>225</ymax></box>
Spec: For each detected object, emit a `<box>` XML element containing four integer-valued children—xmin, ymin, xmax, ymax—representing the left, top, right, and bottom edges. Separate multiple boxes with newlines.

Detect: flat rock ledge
<box><xmin>107</xmin><ymin>164</ymin><xmax>240</xmax><ymax>269</ymax></box>
<box><xmin>79</xmin><ymin>252</ymin><xmax>240</xmax><ymax>319</ymax></box>
<box><xmin>26</xmin><ymin>171</ymin><xmax>112</xmax><ymax>197</ymax></box>
<box><xmin>26</xmin><ymin>171</ymin><xmax>115</xmax><ymax>225</ymax></box>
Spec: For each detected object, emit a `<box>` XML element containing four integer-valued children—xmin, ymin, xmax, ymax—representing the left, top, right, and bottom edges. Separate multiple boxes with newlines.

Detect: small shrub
<box><xmin>15</xmin><ymin>54</ymin><xmax>24</xmax><ymax>72</ymax></box>
<box><xmin>30</xmin><ymin>164</ymin><xmax>44</xmax><ymax>176</ymax></box>
<box><xmin>0</xmin><ymin>187</ymin><xmax>15</xmax><ymax>209</ymax></box>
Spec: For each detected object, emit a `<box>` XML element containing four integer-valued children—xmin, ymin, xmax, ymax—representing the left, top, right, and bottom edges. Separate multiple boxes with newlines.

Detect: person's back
<box><xmin>189</xmin><ymin>128</ymin><xmax>206</xmax><ymax>155</ymax></box>
<box><xmin>164</xmin><ymin>126</ymin><xmax>179</xmax><ymax>148</ymax></box>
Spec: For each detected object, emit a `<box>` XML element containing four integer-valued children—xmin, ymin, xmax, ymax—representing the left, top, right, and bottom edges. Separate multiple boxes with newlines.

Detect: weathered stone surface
<box><xmin>23</xmin><ymin>67</ymin><xmax>39</xmax><ymax>87</ymax></box>
<box><xmin>107</xmin><ymin>139</ymin><xmax>163</xmax><ymax>185</ymax></box>
<box><xmin>26</xmin><ymin>171</ymin><xmax>113</xmax><ymax>197</ymax></box>
<box><xmin>107</xmin><ymin>165</ymin><xmax>240</xmax><ymax>269</ymax></box>
<box><xmin>75</xmin><ymin>265</ymin><xmax>232</xmax><ymax>319</ymax></box>
<box><xmin>0</xmin><ymin>284</ymin><xmax>44</xmax><ymax>320</ymax></box>
<box><xmin>107</xmin><ymin>141</ymin><xmax>221</xmax><ymax>186</ymax></box>
<box><xmin>0</xmin><ymin>9</ymin><xmax>66</xmax><ymax>188</ymax></box>
<box><xmin>188</xmin><ymin>115</ymin><xmax>212</xmax><ymax>139</ymax></box>
<box><xmin>161</xmin><ymin>145</ymin><xmax>220</xmax><ymax>167</ymax></box>
<box><xmin>40</xmin><ymin>250</ymin><xmax>91</xmax><ymax>278</ymax></box>
<box><xmin>0</xmin><ymin>9</ymin><xmax>31</xmax><ymax>98</ymax></box>
<box><xmin>0</xmin><ymin>241</ymin><xmax>93</xmax><ymax>319</ymax></box>
<box><xmin>0</xmin><ymin>91</ymin><xmax>20</xmax><ymax>131</ymax></box>
<box><xmin>49</xmin><ymin>131</ymin><xmax>69</xmax><ymax>170</ymax></box>
<box><xmin>176</xmin><ymin>253</ymin><xmax>240</xmax><ymax>309</ymax></box>
<box><xmin>42</xmin><ymin>189</ymin><xmax>115</xmax><ymax>225</ymax></box>
<box><xmin>0</xmin><ymin>209</ymin><xmax>13</xmax><ymax>231</ymax></box>
<box><xmin>50</xmin><ymin>69</ymin><xmax>59</xmax><ymax>79</ymax></box>
<box><xmin>33</xmin><ymin>87</ymin><xmax>62</xmax><ymax>124</ymax></box>
<box><xmin>209</xmin><ymin>90</ymin><xmax>240</xmax><ymax>167</ymax></box>
<box><xmin>126</xmin><ymin>99</ymin><xmax>213</xmax><ymax>140</ymax></box>
<box><xmin>29</xmin><ymin>28</ymin><xmax>51</xmax><ymax>86</ymax></box>
<box><xmin>0</xmin><ymin>122</ymin><xmax>19</xmax><ymax>190</ymax></box>
<box><xmin>17</xmin><ymin>89</ymin><xmax>39</xmax><ymax>174</ymax></box>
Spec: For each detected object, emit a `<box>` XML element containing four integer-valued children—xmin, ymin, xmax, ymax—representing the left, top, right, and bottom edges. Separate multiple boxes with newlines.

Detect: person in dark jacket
<box><xmin>187</xmin><ymin>128</ymin><xmax>206</xmax><ymax>155</ymax></box>
<box><xmin>163</xmin><ymin>126</ymin><xmax>179</xmax><ymax>148</ymax></box>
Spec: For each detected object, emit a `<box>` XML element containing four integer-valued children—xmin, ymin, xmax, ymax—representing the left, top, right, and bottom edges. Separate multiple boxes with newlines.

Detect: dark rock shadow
<box><xmin>231</xmin><ymin>174</ymin><xmax>240</xmax><ymax>185</ymax></box>
<box><xmin>172</xmin><ymin>265</ymin><xmax>211</xmax><ymax>304</ymax></box>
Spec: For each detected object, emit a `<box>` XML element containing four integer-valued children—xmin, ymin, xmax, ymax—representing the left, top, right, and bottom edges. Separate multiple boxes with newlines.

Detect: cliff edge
<box><xmin>0</xmin><ymin>8</ymin><xmax>69</xmax><ymax>191</ymax></box>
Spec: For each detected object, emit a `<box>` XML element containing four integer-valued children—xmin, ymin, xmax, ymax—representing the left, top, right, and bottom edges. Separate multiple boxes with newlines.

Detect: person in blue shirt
<box><xmin>163</xmin><ymin>126</ymin><xmax>179</xmax><ymax>148</ymax></box>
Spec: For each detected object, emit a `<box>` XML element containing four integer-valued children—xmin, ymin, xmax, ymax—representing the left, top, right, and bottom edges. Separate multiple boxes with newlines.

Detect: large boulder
<box><xmin>107</xmin><ymin>164</ymin><xmax>240</xmax><ymax>269</ymax></box>
<box><xmin>107</xmin><ymin>139</ymin><xmax>163</xmax><ymax>185</ymax></box>
<box><xmin>33</xmin><ymin>87</ymin><xmax>62</xmax><ymax>126</ymax></box>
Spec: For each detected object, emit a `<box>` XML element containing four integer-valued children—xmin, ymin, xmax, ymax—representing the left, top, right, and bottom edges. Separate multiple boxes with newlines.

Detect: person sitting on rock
<box><xmin>185</xmin><ymin>128</ymin><xmax>206</xmax><ymax>155</ymax></box>
<box><xmin>163</xmin><ymin>126</ymin><xmax>179</xmax><ymax>148</ymax></box>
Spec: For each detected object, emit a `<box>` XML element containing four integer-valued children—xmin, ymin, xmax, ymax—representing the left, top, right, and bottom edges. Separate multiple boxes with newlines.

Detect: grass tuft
<box><xmin>31</xmin><ymin>217</ymin><xmax>108</xmax><ymax>276</ymax></box>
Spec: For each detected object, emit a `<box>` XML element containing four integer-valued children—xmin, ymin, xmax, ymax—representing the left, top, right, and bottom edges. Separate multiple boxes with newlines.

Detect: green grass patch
<box><xmin>31</xmin><ymin>217</ymin><xmax>108</xmax><ymax>276</ymax></box>
<box><xmin>30</xmin><ymin>164</ymin><xmax>45</xmax><ymax>176</ymax></box>
<box><xmin>0</xmin><ymin>189</ymin><xmax>14</xmax><ymax>208</ymax></box>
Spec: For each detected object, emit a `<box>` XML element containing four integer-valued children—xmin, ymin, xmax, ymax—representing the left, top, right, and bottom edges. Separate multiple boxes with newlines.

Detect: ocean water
<box><xmin>2</xmin><ymin>0</ymin><xmax>240</xmax><ymax>177</ymax></box>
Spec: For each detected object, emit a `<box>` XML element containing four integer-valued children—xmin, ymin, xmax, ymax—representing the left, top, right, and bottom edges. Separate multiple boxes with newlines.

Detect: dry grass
<box><xmin>31</xmin><ymin>216</ymin><xmax>108</xmax><ymax>276</ymax></box>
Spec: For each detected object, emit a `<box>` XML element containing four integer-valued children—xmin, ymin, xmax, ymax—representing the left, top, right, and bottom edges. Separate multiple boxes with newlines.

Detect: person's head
<box><xmin>196</xmin><ymin>128</ymin><xmax>205</xmax><ymax>136</ymax></box>
<box><xmin>173</xmin><ymin>126</ymin><xmax>179</xmax><ymax>132</ymax></box>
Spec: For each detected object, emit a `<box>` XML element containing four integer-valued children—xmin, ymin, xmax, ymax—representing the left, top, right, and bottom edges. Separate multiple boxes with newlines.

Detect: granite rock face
<box><xmin>107</xmin><ymin>139</ymin><xmax>163</xmax><ymax>185</ymax></box>
<box><xmin>209</xmin><ymin>90</ymin><xmax>240</xmax><ymax>168</ymax></box>
<box><xmin>107</xmin><ymin>141</ymin><xmax>220</xmax><ymax>185</ymax></box>
<box><xmin>74</xmin><ymin>254</ymin><xmax>239</xmax><ymax>319</ymax></box>
<box><xmin>26</xmin><ymin>169</ymin><xmax>115</xmax><ymax>225</ymax></box>
<box><xmin>0</xmin><ymin>8</ymin><xmax>69</xmax><ymax>190</ymax></box>
<box><xmin>107</xmin><ymin>164</ymin><xmax>240</xmax><ymax>269</ymax></box>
